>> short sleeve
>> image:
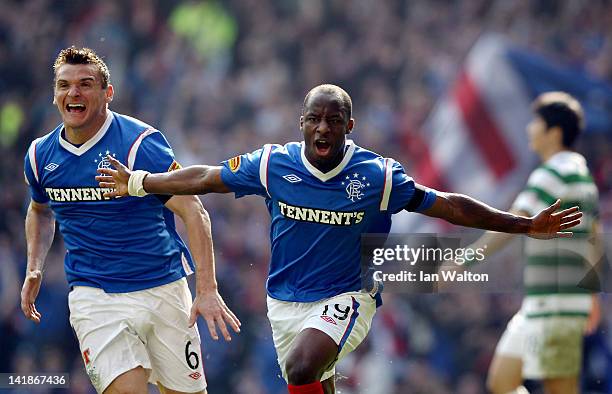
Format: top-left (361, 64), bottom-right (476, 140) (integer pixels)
top-left (220, 147), bottom-right (268, 198)
top-left (383, 159), bottom-right (436, 214)
top-left (24, 143), bottom-right (49, 203)
top-left (132, 131), bottom-right (180, 205)
top-left (132, 130), bottom-right (176, 173)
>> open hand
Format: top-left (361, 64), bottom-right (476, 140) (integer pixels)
top-left (528, 200), bottom-right (582, 239)
top-left (21, 270), bottom-right (43, 323)
top-left (96, 155), bottom-right (131, 198)
top-left (189, 289), bottom-right (241, 341)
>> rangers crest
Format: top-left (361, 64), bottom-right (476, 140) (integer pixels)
top-left (94, 150), bottom-right (117, 173)
top-left (341, 173), bottom-right (370, 202)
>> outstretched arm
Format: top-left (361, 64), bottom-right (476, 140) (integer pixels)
top-left (21, 200), bottom-right (55, 323)
top-left (421, 192), bottom-right (581, 239)
top-left (96, 155), bottom-right (231, 198)
top-left (463, 209), bottom-right (529, 259)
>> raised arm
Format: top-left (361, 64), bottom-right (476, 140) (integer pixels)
top-left (421, 192), bottom-right (582, 239)
top-left (21, 200), bottom-right (55, 323)
top-left (96, 155), bottom-right (231, 198)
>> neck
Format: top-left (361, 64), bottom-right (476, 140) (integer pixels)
top-left (64, 109), bottom-right (108, 145)
top-left (307, 143), bottom-right (346, 173)
top-left (540, 146), bottom-right (566, 162)
top-left (313, 155), bottom-right (343, 173)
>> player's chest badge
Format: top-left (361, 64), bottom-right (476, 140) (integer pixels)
top-left (94, 150), bottom-right (117, 173)
top-left (341, 172), bottom-right (370, 202)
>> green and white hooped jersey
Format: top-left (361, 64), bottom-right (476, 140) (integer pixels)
top-left (512, 151), bottom-right (599, 318)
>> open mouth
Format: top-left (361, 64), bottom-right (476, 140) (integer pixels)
top-left (315, 139), bottom-right (331, 156)
top-left (66, 103), bottom-right (86, 113)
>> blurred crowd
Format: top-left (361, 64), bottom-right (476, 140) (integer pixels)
top-left (1, 0), bottom-right (611, 393)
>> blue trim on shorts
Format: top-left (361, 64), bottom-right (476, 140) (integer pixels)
top-left (338, 297), bottom-right (360, 352)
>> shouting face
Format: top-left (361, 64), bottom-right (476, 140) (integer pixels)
top-left (300, 91), bottom-right (354, 173)
top-left (54, 63), bottom-right (113, 139)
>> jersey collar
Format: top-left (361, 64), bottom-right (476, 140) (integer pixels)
top-left (546, 150), bottom-right (584, 167)
top-left (58, 110), bottom-right (113, 156)
top-left (300, 139), bottom-right (355, 182)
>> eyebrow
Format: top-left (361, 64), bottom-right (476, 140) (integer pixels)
top-left (56, 77), bottom-right (96, 84)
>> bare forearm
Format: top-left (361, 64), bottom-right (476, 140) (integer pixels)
top-left (435, 193), bottom-right (531, 233)
top-left (467, 209), bottom-right (527, 256)
top-left (25, 204), bottom-right (55, 272)
top-left (186, 207), bottom-right (218, 294)
top-left (143, 165), bottom-right (228, 195)
top-left (166, 195), bottom-right (219, 294)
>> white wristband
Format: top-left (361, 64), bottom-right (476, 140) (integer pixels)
top-left (128, 170), bottom-right (150, 197)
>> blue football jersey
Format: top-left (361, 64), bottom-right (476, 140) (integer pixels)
top-left (220, 140), bottom-right (436, 302)
top-left (24, 110), bottom-right (194, 292)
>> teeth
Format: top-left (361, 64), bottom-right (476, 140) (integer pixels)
top-left (67, 104), bottom-right (85, 109)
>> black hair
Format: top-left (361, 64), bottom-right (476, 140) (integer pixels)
top-left (303, 84), bottom-right (352, 120)
top-left (533, 92), bottom-right (584, 147)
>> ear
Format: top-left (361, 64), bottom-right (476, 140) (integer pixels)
top-left (299, 115), bottom-right (304, 131)
top-left (346, 118), bottom-right (355, 135)
top-left (105, 84), bottom-right (114, 104)
top-left (548, 126), bottom-right (564, 144)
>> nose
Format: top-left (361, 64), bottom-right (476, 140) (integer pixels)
top-left (67, 85), bottom-right (80, 97)
top-left (317, 119), bottom-right (329, 135)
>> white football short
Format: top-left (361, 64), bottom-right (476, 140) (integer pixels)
top-left (495, 311), bottom-right (586, 379)
top-left (267, 291), bottom-right (377, 382)
top-left (68, 278), bottom-right (206, 393)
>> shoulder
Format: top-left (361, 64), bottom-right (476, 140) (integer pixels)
top-left (29, 124), bottom-right (60, 150)
top-left (349, 141), bottom-right (383, 162)
top-left (275, 141), bottom-right (299, 154)
top-left (548, 151), bottom-right (591, 177)
top-left (267, 141), bottom-right (298, 161)
top-left (535, 151), bottom-right (593, 186)
top-left (24, 126), bottom-right (60, 181)
top-left (352, 144), bottom-right (406, 176)
top-left (113, 111), bottom-right (155, 131)
top-left (26, 125), bottom-right (60, 160)
top-left (112, 111), bottom-right (161, 140)
top-left (112, 112), bottom-right (173, 170)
